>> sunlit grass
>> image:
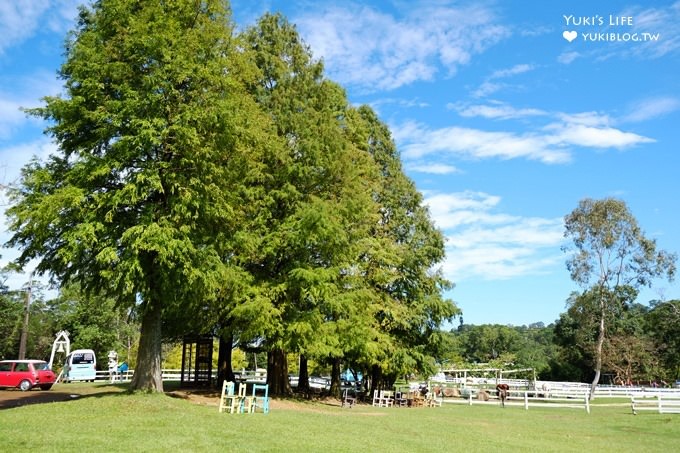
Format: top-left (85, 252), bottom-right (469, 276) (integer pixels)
top-left (0, 383), bottom-right (678, 452)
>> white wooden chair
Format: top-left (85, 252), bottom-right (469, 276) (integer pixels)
top-left (218, 381), bottom-right (240, 413)
top-left (238, 382), bottom-right (252, 413)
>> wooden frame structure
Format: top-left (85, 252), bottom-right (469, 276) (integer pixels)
top-left (180, 335), bottom-right (213, 388)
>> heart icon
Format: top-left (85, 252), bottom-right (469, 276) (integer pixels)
top-left (563, 30), bottom-right (577, 42)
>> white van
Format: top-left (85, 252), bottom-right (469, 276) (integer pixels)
top-left (63, 349), bottom-right (97, 382)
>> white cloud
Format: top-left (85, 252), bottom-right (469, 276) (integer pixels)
top-left (625, 1), bottom-right (680, 58)
top-left (622, 96), bottom-right (680, 123)
top-left (0, 70), bottom-right (63, 139)
top-left (0, 0), bottom-right (77, 55)
top-left (406, 162), bottom-right (460, 175)
top-left (423, 191), bottom-right (565, 281)
top-left (547, 123), bottom-right (654, 149)
top-left (471, 63), bottom-right (535, 98)
top-left (449, 101), bottom-right (546, 120)
top-left (396, 106), bottom-right (653, 164)
top-left (488, 64), bottom-right (535, 80)
top-left (294, 4), bottom-right (510, 91)
top-left (0, 0), bottom-right (49, 55)
top-left (0, 139), bottom-right (58, 187)
top-left (472, 81), bottom-right (504, 98)
top-left (557, 51), bottom-right (580, 64)
top-left (399, 124), bottom-right (572, 164)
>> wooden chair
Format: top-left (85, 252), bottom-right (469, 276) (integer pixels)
top-left (372, 389), bottom-right (381, 407)
top-left (218, 381), bottom-right (240, 413)
top-left (250, 383), bottom-right (270, 414)
top-left (238, 382), bottom-right (252, 413)
top-left (342, 389), bottom-right (356, 408)
top-left (379, 390), bottom-right (394, 407)
top-left (394, 391), bottom-right (408, 407)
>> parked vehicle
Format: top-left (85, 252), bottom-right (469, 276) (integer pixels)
top-left (63, 349), bottom-right (97, 382)
top-left (0, 359), bottom-right (56, 391)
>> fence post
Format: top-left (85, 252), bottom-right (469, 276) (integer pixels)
top-left (468, 392), bottom-right (472, 406)
top-left (524, 391), bottom-right (529, 410)
top-left (658, 395), bottom-right (662, 414)
top-left (585, 393), bottom-right (590, 414)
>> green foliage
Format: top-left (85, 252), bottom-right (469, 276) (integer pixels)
top-left (645, 300), bottom-right (680, 380)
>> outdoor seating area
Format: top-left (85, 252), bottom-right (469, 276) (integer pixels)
top-left (371, 387), bottom-right (441, 408)
top-left (219, 381), bottom-right (270, 414)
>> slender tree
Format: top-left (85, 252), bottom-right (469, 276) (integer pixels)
top-left (563, 197), bottom-right (676, 398)
top-left (6, 0), bottom-right (275, 391)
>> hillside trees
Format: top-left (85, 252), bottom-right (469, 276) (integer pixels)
top-left (6, 0), bottom-right (279, 392)
top-left (563, 198), bottom-right (676, 398)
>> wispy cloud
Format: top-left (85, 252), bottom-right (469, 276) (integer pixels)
top-left (488, 63), bottom-right (535, 80)
top-left (449, 101), bottom-right (546, 120)
top-left (424, 191), bottom-right (565, 281)
top-left (294, 3), bottom-right (509, 91)
top-left (622, 96), bottom-right (680, 123)
top-left (0, 138), bottom-right (58, 186)
top-left (397, 106), bottom-right (653, 165)
top-left (0, 70), bottom-right (63, 140)
top-left (406, 162), bottom-right (460, 175)
top-left (557, 51), bottom-right (580, 64)
top-left (623, 1), bottom-right (680, 58)
top-left (471, 63), bottom-right (536, 98)
top-left (0, 1), bottom-right (77, 55)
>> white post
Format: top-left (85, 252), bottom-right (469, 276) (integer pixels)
top-left (585, 393), bottom-right (590, 414)
top-left (468, 392), bottom-right (473, 406)
top-left (524, 391), bottom-right (529, 410)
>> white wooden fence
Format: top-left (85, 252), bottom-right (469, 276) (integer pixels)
top-left (631, 394), bottom-right (680, 415)
top-left (446, 388), bottom-right (591, 413)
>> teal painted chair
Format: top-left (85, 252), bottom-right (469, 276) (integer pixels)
top-left (250, 384), bottom-right (270, 414)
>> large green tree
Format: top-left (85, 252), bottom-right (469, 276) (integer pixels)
top-left (349, 106), bottom-right (459, 391)
top-left (563, 197), bottom-right (676, 398)
top-left (6, 0), bottom-right (275, 392)
top-left (239, 13), bottom-right (381, 395)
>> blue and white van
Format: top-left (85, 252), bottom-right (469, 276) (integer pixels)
top-left (63, 349), bottom-right (97, 382)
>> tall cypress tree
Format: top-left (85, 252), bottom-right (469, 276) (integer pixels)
top-left (6, 0), bottom-right (276, 392)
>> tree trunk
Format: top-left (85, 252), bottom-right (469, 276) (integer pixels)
top-left (267, 348), bottom-right (291, 396)
top-left (369, 364), bottom-right (382, 397)
top-left (217, 333), bottom-right (235, 387)
top-left (130, 298), bottom-right (164, 392)
top-left (329, 357), bottom-right (341, 398)
top-left (589, 303), bottom-right (606, 400)
top-left (298, 354), bottom-right (310, 396)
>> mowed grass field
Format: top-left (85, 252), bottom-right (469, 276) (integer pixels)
top-left (0, 383), bottom-right (678, 452)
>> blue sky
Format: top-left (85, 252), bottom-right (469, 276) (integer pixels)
top-left (1, 1), bottom-right (679, 326)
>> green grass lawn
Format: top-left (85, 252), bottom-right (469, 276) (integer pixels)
top-left (1, 383), bottom-right (678, 452)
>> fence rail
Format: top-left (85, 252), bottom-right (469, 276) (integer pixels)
top-left (631, 394), bottom-right (680, 415)
top-left (443, 388), bottom-right (591, 413)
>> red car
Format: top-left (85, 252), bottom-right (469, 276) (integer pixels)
top-left (0, 360), bottom-right (56, 391)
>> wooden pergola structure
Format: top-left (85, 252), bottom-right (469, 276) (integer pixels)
top-left (180, 335), bottom-right (213, 388)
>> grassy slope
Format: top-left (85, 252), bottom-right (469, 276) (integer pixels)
top-left (0, 384), bottom-right (678, 452)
